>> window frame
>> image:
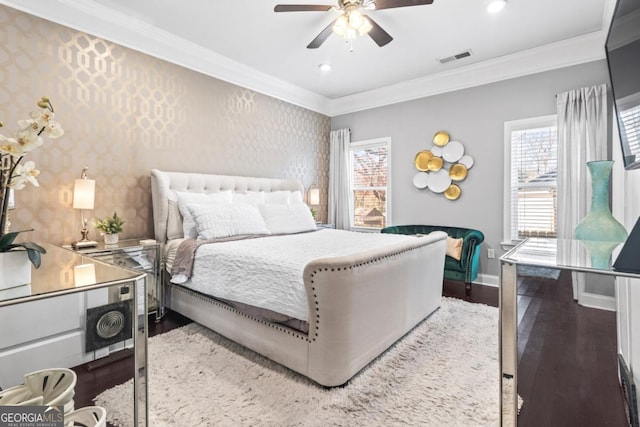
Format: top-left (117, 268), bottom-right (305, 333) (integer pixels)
top-left (349, 137), bottom-right (392, 232)
top-left (502, 115), bottom-right (558, 246)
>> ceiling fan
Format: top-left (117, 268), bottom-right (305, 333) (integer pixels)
top-left (274, 0), bottom-right (434, 49)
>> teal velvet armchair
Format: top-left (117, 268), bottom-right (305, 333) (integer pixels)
top-left (381, 225), bottom-right (485, 296)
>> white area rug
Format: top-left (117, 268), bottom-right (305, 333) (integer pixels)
top-left (96, 298), bottom-right (507, 426)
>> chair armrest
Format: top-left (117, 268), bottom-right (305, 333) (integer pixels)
top-left (456, 229), bottom-right (484, 268)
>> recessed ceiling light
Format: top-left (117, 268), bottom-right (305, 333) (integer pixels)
top-left (318, 63), bottom-right (332, 72)
top-left (487, 0), bottom-right (506, 13)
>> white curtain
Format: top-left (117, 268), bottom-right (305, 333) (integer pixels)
top-left (328, 128), bottom-right (352, 230)
top-left (556, 84), bottom-right (608, 300)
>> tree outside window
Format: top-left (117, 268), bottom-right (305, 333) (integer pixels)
top-left (350, 139), bottom-right (390, 229)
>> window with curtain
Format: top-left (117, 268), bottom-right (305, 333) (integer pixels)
top-left (350, 137), bottom-right (391, 230)
top-left (503, 116), bottom-right (558, 243)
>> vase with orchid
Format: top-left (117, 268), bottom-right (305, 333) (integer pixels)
top-left (0, 97), bottom-right (64, 268)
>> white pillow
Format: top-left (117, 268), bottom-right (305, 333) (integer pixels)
top-left (264, 191), bottom-right (291, 205)
top-left (188, 203), bottom-right (270, 240)
top-left (233, 191), bottom-right (265, 205)
top-left (289, 191), bottom-right (303, 204)
top-left (258, 203), bottom-right (317, 235)
top-left (176, 191), bottom-right (233, 239)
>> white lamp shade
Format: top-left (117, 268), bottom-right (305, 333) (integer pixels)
top-left (309, 188), bottom-right (320, 206)
top-left (73, 179), bottom-right (95, 210)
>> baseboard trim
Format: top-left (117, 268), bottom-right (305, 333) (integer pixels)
top-left (579, 292), bottom-right (616, 312)
top-left (476, 273), bottom-right (499, 288)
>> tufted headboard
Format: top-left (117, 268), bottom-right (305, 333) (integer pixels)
top-left (150, 169), bottom-right (304, 243)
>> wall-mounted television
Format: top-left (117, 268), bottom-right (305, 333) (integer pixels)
top-left (605, 0), bottom-right (640, 170)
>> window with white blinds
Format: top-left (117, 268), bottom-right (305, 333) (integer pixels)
top-left (620, 103), bottom-right (640, 160)
top-left (504, 116), bottom-right (558, 243)
top-left (350, 137), bottom-right (391, 230)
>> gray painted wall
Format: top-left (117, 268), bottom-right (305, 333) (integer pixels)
top-left (331, 60), bottom-right (610, 279)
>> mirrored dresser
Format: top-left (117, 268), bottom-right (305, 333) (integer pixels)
top-left (500, 237), bottom-right (640, 426)
top-left (0, 244), bottom-right (148, 426)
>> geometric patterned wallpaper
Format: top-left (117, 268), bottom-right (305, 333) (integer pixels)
top-left (0, 6), bottom-right (330, 245)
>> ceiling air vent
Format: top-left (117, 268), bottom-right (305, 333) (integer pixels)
top-left (438, 50), bottom-right (472, 64)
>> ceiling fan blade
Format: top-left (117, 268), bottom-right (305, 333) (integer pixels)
top-left (367, 17), bottom-right (393, 47)
top-left (307, 20), bottom-right (337, 49)
top-left (274, 4), bottom-right (334, 12)
top-left (372, 0), bottom-right (434, 10)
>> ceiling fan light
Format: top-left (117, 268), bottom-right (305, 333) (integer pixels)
top-left (345, 26), bottom-right (358, 40)
top-left (332, 15), bottom-right (348, 36)
top-left (348, 9), bottom-right (364, 28)
top-left (358, 16), bottom-right (373, 35)
top-left (487, 0), bottom-right (506, 13)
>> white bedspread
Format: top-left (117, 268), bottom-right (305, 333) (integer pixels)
top-left (173, 229), bottom-right (417, 322)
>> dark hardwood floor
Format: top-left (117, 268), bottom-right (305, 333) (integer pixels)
top-left (72, 278), bottom-right (626, 426)
top-left (71, 310), bottom-right (192, 411)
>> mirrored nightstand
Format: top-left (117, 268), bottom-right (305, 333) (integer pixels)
top-left (64, 239), bottom-right (164, 322)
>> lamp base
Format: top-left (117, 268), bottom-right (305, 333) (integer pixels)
top-left (72, 239), bottom-right (98, 249)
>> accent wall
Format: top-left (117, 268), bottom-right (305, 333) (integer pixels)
top-left (0, 6), bottom-right (330, 246)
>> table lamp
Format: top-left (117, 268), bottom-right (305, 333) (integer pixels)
top-left (308, 186), bottom-right (320, 206)
top-left (72, 166), bottom-right (97, 248)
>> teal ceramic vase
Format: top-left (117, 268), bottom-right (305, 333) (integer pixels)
top-left (574, 160), bottom-right (628, 268)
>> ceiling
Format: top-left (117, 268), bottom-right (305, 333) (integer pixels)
top-left (1, 0), bottom-right (618, 116)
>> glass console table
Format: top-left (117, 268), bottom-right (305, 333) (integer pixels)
top-left (0, 244), bottom-right (148, 426)
top-left (500, 237), bottom-right (640, 426)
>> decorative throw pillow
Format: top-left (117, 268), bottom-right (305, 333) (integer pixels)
top-left (258, 202), bottom-right (317, 234)
top-left (189, 203), bottom-right (270, 240)
top-left (446, 237), bottom-right (463, 261)
top-left (264, 190), bottom-right (291, 205)
top-left (233, 191), bottom-right (265, 205)
top-left (176, 190), bottom-right (233, 239)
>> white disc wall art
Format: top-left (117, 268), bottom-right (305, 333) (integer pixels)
top-left (442, 140), bottom-right (464, 163)
top-left (413, 172), bottom-right (430, 189)
top-left (427, 169), bottom-right (451, 193)
top-left (459, 155), bottom-right (475, 169)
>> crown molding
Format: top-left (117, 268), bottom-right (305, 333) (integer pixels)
top-left (0, 0), bottom-right (608, 118)
top-left (328, 31), bottom-right (607, 116)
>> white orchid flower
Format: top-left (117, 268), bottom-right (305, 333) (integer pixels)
top-left (43, 121), bottom-right (64, 138)
top-left (15, 128), bottom-right (43, 152)
top-left (17, 118), bottom-right (41, 133)
top-left (0, 138), bottom-right (27, 157)
top-left (10, 161), bottom-right (40, 189)
top-left (29, 108), bottom-right (55, 126)
top-left (19, 112), bottom-right (64, 140)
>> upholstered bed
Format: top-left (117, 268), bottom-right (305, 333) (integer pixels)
top-left (150, 169), bottom-right (447, 387)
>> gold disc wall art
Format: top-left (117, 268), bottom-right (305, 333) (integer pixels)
top-left (433, 130), bottom-right (450, 147)
top-left (414, 150), bottom-right (433, 171)
top-left (444, 184), bottom-right (462, 200)
top-left (449, 163), bottom-right (468, 181)
top-left (412, 130), bottom-right (474, 201)
top-left (427, 156), bottom-right (443, 172)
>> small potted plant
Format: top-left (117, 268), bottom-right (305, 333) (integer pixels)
top-left (94, 212), bottom-right (124, 245)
